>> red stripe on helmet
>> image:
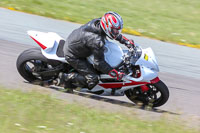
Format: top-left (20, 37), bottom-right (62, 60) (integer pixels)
top-left (105, 14), bottom-right (110, 26)
top-left (112, 16), bottom-right (117, 23)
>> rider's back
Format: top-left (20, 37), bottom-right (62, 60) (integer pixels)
top-left (63, 18), bottom-right (106, 58)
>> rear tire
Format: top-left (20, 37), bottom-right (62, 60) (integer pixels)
top-left (125, 80), bottom-right (169, 107)
top-left (16, 48), bottom-right (60, 83)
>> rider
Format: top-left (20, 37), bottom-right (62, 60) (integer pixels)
top-left (58, 11), bottom-right (135, 90)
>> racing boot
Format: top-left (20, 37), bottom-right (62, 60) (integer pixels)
top-left (54, 72), bottom-right (77, 93)
top-left (85, 74), bottom-right (99, 90)
top-left (71, 74), bottom-right (99, 90)
top-left (54, 73), bottom-right (98, 91)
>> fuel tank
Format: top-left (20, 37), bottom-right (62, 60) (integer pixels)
top-left (88, 41), bottom-right (124, 68)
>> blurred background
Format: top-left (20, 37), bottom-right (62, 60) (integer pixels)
top-left (0, 0), bottom-right (200, 46)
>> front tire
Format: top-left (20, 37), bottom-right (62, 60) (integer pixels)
top-left (125, 80), bottom-right (169, 107)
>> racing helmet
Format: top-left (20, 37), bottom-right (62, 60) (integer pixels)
top-left (100, 11), bottom-right (123, 39)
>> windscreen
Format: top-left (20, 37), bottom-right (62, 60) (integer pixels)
top-left (130, 46), bottom-right (142, 65)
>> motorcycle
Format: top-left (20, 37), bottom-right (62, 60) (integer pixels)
top-left (16, 30), bottom-right (169, 107)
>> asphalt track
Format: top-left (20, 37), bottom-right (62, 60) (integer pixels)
top-left (0, 8), bottom-right (200, 123)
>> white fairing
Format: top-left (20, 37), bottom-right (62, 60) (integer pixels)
top-left (87, 41), bottom-right (124, 68)
top-left (135, 47), bottom-right (159, 82)
top-left (27, 30), bottom-right (67, 62)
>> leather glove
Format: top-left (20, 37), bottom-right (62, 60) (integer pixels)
top-left (125, 39), bottom-right (135, 48)
top-left (109, 69), bottom-right (125, 80)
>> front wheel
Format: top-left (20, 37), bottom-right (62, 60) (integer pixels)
top-left (125, 80), bottom-right (169, 107)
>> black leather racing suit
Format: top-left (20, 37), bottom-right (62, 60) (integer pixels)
top-left (63, 18), bottom-right (133, 89)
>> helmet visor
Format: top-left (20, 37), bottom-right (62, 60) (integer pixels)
top-left (110, 28), bottom-right (121, 39)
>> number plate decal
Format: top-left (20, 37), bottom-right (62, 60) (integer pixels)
top-left (144, 54), bottom-right (149, 61)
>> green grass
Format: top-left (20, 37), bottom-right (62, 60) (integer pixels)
top-left (0, 0), bottom-right (200, 45)
top-left (0, 86), bottom-right (199, 133)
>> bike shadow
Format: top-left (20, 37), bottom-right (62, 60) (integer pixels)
top-left (49, 86), bottom-right (179, 115)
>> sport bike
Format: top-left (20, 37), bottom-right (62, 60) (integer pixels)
top-left (16, 30), bottom-right (169, 107)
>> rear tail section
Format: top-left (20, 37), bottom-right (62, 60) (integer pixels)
top-left (27, 30), bottom-right (66, 63)
top-left (27, 30), bottom-right (63, 52)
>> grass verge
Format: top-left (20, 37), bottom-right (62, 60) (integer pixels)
top-left (0, 86), bottom-right (199, 133)
top-left (0, 0), bottom-right (200, 48)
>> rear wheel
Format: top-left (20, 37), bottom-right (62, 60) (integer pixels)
top-left (125, 80), bottom-right (169, 107)
top-left (16, 48), bottom-right (61, 84)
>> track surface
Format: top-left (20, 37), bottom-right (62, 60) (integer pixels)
top-left (0, 8), bottom-right (200, 123)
